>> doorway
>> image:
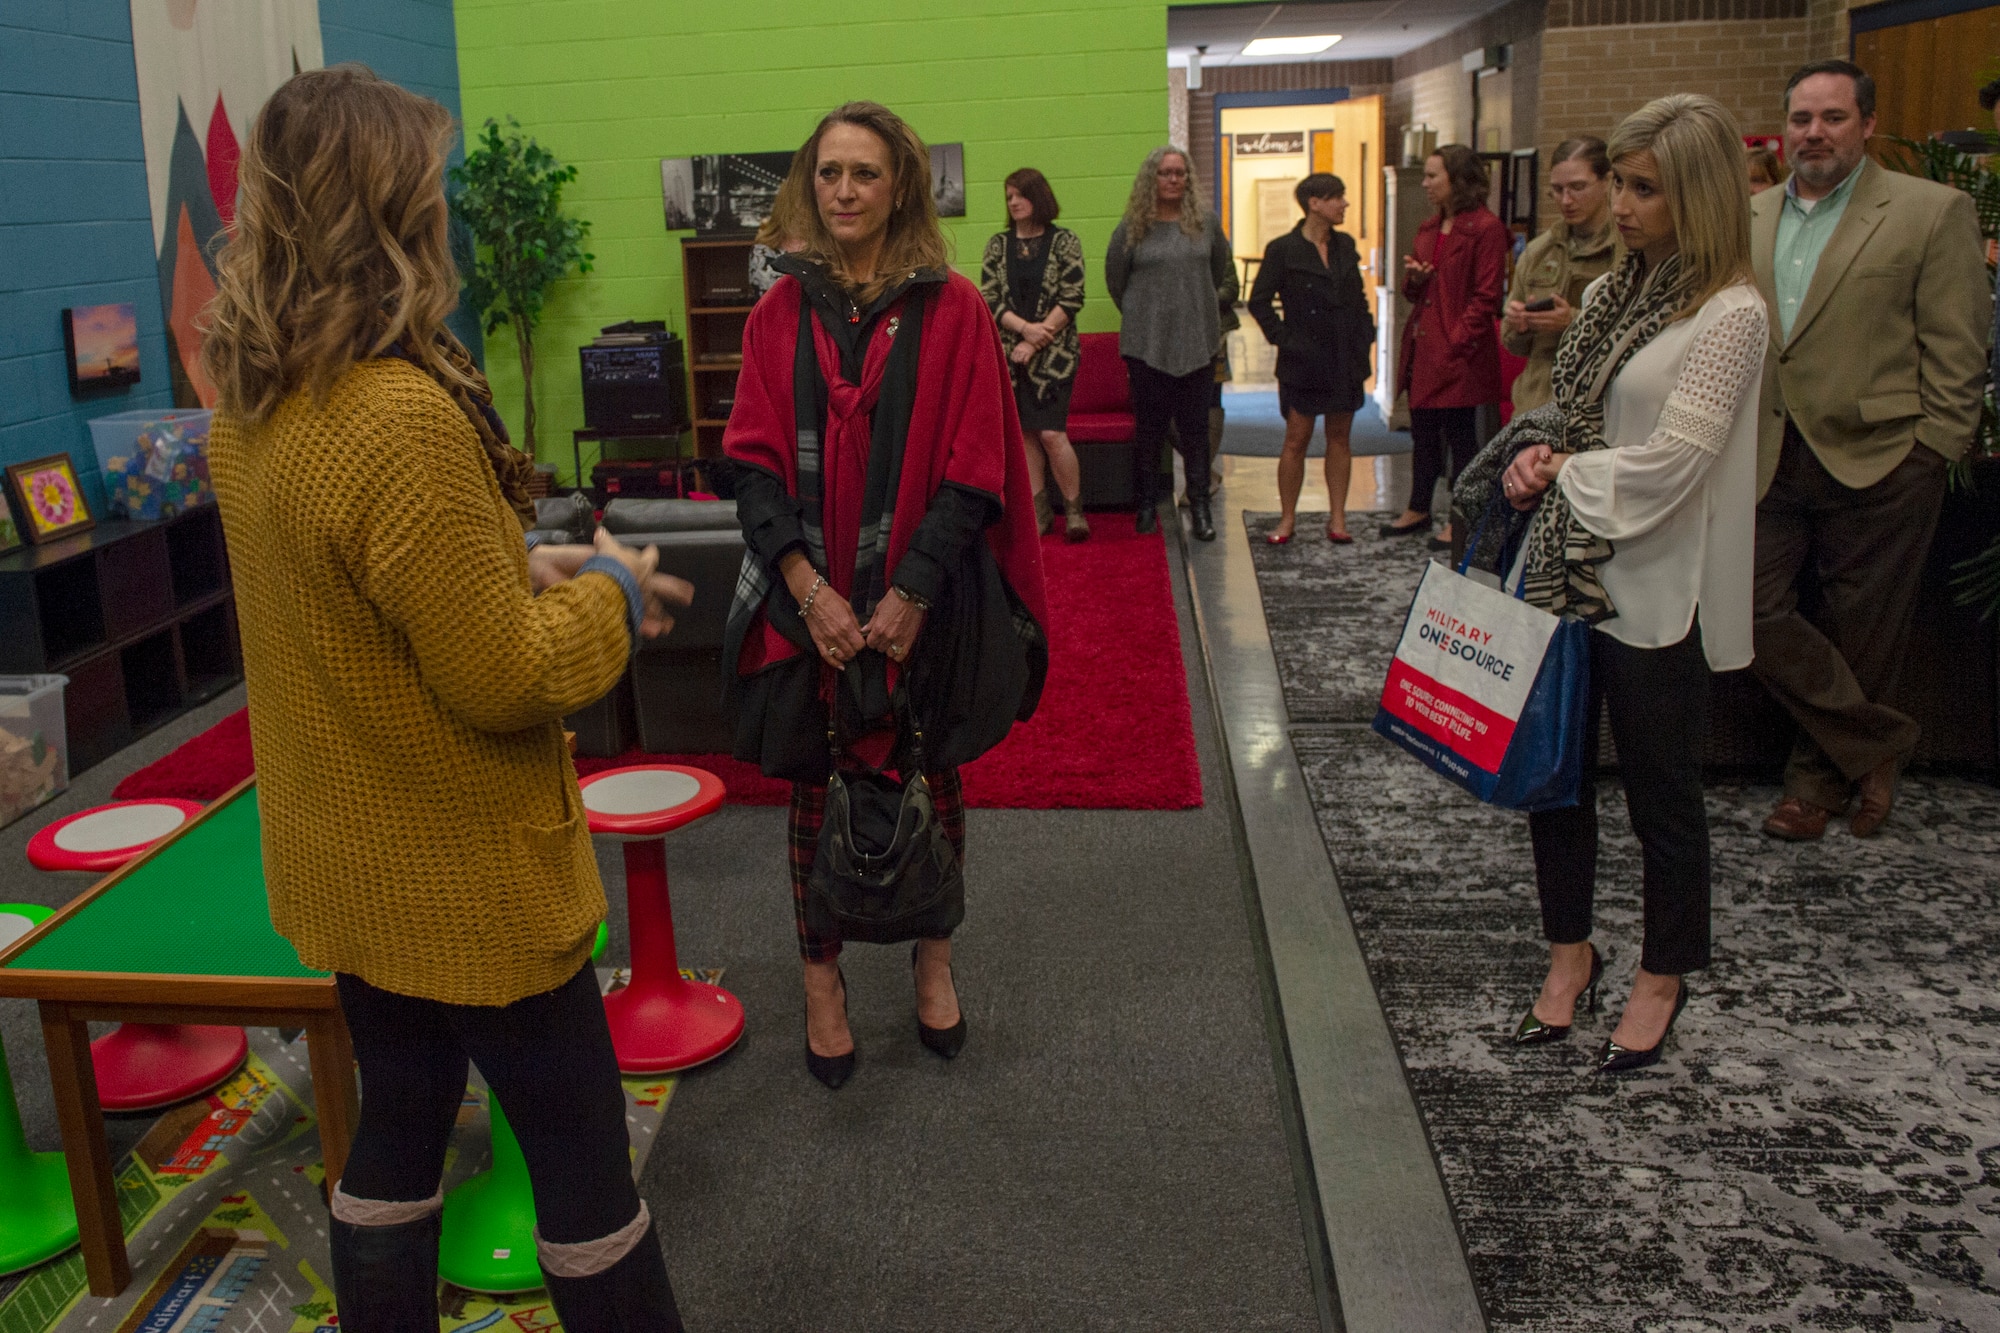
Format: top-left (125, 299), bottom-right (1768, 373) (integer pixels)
top-left (1217, 93), bottom-right (1385, 387)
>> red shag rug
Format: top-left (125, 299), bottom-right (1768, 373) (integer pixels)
top-left (115, 513), bottom-right (1201, 810)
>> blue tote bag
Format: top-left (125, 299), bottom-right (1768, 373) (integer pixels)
top-left (1371, 542), bottom-right (1591, 812)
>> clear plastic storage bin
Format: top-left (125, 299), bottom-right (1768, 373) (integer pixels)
top-left (0, 675), bottom-right (68, 830)
top-left (86, 408), bottom-right (215, 520)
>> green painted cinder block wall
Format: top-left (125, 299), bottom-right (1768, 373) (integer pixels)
top-left (452, 0), bottom-right (1171, 478)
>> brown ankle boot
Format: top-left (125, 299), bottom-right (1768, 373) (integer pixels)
top-left (1063, 494), bottom-right (1090, 542)
top-left (1034, 489), bottom-right (1054, 535)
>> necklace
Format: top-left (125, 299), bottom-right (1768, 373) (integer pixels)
top-left (1014, 232), bottom-right (1043, 260)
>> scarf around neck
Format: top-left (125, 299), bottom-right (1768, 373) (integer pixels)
top-left (1454, 250), bottom-right (1690, 622)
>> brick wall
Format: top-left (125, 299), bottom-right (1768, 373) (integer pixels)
top-left (1396, 64), bottom-right (1474, 144)
top-left (1386, 0), bottom-right (1549, 156)
top-left (1537, 18), bottom-right (1810, 160)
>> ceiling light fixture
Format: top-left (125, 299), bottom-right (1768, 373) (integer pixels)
top-left (1243, 34), bottom-right (1342, 56)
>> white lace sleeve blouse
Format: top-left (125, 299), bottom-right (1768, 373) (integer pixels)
top-left (1553, 279), bottom-right (1768, 671)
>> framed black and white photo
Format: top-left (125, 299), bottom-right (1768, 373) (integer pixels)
top-left (930, 142), bottom-right (965, 219)
top-left (661, 152), bottom-right (796, 236)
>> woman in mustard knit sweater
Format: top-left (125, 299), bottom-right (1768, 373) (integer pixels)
top-left (204, 67), bottom-right (689, 1332)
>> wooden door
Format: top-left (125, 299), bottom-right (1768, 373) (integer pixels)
top-left (1854, 4), bottom-right (2000, 149)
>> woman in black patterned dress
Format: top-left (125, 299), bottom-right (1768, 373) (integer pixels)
top-left (980, 168), bottom-right (1088, 541)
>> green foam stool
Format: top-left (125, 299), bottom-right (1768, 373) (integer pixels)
top-left (437, 1092), bottom-right (540, 1293)
top-left (437, 921), bottom-right (608, 1294)
top-left (0, 904), bottom-right (80, 1277)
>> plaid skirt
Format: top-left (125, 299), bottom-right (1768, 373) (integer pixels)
top-left (787, 767), bottom-right (965, 962)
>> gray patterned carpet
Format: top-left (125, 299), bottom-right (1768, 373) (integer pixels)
top-left (1247, 511), bottom-right (2000, 1332)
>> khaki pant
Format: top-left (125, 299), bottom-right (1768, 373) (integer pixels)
top-left (1750, 425), bottom-right (1947, 810)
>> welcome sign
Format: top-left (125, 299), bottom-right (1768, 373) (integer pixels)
top-left (1234, 131), bottom-right (1306, 157)
top-left (1373, 561), bottom-right (1589, 811)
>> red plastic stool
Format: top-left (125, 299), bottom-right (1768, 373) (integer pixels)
top-left (25, 800), bottom-right (248, 1112)
top-left (577, 766), bottom-right (743, 1073)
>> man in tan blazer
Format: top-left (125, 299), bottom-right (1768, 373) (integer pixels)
top-left (1751, 60), bottom-right (1992, 841)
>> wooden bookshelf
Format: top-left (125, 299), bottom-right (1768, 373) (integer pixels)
top-left (681, 237), bottom-right (757, 458)
top-left (0, 507), bottom-right (242, 774)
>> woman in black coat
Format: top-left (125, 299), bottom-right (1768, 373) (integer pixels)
top-left (1247, 173), bottom-right (1375, 544)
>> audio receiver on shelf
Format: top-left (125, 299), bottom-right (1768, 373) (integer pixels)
top-left (580, 320), bottom-right (689, 435)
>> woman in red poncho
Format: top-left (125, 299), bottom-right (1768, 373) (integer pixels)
top-left (723, 102), bottom-right (1048, 1090)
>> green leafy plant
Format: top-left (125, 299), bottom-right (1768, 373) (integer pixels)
top-left (449, 118), bottom-right (594, 458)
top-left (1884, 132), bottom-right (2000, 619)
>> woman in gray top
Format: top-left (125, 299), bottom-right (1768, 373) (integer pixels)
top-left (1106, 145), bottom-right (1236, 541)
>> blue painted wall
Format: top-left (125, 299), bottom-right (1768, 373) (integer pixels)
top-left (0, 2), bottom-right (176, 516)
top-left (0, 0), bottom-right (471, 518)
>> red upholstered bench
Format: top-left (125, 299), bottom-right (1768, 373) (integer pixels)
top-left (1065, 332), bottom-right (1168, 508)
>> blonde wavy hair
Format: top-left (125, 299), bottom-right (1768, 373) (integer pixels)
top-left (1119, 146), bottom-right (1209, 247)
top-left (758, 101), bottom-right (949, 306)
top-left (1606, 94), bottom-right (1755, 320)
top-left (203, 64), bottom-right (474, 422)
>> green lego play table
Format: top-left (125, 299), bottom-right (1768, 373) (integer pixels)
top-left (0, 780), bottom-right (357, 1298)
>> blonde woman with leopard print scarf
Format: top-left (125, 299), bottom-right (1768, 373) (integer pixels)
top-left (1458, 94), bottom-right (1767, 1077)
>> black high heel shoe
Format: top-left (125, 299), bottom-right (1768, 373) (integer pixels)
top-left (1512, 943), bottom-right (1604, 1046)
top-left (1594, 979), bottom-right (1689, 1075)
top-left (804, 965), bottom-right (855, 1089)
top-left (911, 943), bottom-right (967, 1060)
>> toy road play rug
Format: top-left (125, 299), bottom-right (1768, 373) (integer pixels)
top-left (115, 513), bottom-right (1202, 812)
top-left (0, 968), bottom-right (709, 1333)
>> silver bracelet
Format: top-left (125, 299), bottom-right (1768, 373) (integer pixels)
top-left (892, 584), bottom-right (932, 612)
top-left (798, 575), bottom-right (826, 618)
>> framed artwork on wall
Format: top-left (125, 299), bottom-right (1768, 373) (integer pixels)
top-left (0, 504), bottom-right (22, 557)
top-left (61, 302), bottom-right (142, 394)
top-left (930, 142), bottom-right (965, 218)
top-left (660, 152), bottom-right (796, 235)
top-left (4, 454), bottom-right (96, 545)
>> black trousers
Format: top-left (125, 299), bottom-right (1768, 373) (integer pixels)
top-left (1125, 358), bottom-right (1211, 507)
top-left (1528, 623), bottom-right (1713, 976)
top-left (1406, 406), bottom-right (1481, 516)
top-left (335, 963), bottom-right (641, 1245)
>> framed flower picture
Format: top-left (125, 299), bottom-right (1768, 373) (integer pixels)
top-left (0, 505), bottom-right (22, 557)
top-left (4, 454), bottom-right (96, 545)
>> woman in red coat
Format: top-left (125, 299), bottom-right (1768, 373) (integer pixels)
top-left (1387, 144), bottom-right (1508, 549)
top-left (723, 102), bottom-right (1048, 1090)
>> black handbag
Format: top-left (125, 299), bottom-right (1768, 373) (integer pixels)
top-left (805, 687), bottom-right (964, 945)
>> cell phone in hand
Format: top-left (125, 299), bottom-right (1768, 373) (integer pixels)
top-left (1523, 296), bottom-right (1557, 313)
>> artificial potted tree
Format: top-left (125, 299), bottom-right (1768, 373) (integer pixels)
top-left (449, 117), bottom-right (593, 462)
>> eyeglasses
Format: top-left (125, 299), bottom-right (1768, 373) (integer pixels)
top-left (1158, 167), bottom-right (1189, 179)
top-left (1547, 181), bottom-right (1598, 199)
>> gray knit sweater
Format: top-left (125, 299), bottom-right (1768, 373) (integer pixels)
top-left (1105, 218), bottom-right (1236, 377)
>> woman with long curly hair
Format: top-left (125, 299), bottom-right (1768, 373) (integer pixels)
top-left (724, 101), bottom-right (1048, 1089)
top-left (1105, 145), bottom-right (1236, 541)
top-left (204, 65), bottom-right (689, 1331)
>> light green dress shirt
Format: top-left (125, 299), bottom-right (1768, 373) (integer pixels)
top-left (1773, 163), bottom-right (1863, 341)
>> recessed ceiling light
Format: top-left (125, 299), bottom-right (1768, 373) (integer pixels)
top-left (1243, 35), bottom-right (1342, 56)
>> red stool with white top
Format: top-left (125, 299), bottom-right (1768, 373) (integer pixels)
top-left (26, 800), bottom-right (249, 1111)
top-left (577, 765), bottom-right (743, 1072)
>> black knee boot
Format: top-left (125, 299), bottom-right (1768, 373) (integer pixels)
top-left (1132, 441), bottom-right (1159, 535)
top-left (329, 1213), bottom-right (441, 1333)
top-left (540, 1220), bottom-right (686, 1333)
